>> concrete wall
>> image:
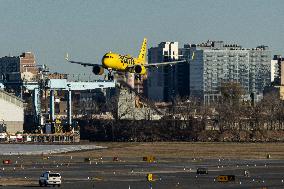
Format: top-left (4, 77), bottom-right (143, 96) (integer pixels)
top-left (117, 88), bottom-right (161, 120)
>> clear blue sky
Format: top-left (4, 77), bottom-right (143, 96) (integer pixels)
top-left (0, 0), bottom-right (283, 75)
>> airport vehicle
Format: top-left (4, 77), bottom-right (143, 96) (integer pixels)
top-left (217, 175), bottom-right (235, 182)
top-left (65, 38), bottom-right (187, 80)
top-left (196, 167), bottom-right (208, 174)
top-left (39, 171), bottom-right (61, 187)
top-left (147, 173), bottom-right (154, 181)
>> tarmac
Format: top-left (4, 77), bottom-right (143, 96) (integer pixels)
top-left (0, 154), bottom-right (283, 188)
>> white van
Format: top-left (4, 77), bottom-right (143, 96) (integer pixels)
top-left (39, 171), bottom-right (61, 187)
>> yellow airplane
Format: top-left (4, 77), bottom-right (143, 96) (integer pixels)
top-left (65, 38), bottom-right (186, 80)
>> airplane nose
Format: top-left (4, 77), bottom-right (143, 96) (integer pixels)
top-left (102, 58), bottom-right (111, 67)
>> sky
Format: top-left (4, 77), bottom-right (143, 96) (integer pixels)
top-left (0, 0), bottom-right (284, 76)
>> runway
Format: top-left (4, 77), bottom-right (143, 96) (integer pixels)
top-left (0, 155), bottom-right (283, 188)
top-left (0, 144), bottom-right (105, 155)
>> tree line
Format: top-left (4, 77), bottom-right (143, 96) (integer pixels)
top-left (76, 82), bottom-right (284, 142)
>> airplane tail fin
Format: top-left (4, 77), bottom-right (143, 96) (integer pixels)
top-left (65, 53), bottom-right (69, 61)
top-left (138, 38), bottom-right (147, 64)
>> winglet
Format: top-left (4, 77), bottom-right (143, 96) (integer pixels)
top-left (65, 53), bottom-right (69, 61)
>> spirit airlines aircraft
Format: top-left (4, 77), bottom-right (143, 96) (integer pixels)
top-left (65, 38), bottom-right (186, 80)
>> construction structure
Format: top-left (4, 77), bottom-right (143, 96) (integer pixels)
top-left (0, 77), bottom-right (116, 143)
top-left (21, 77), bottom-right (116, 141)
top-left (47, 78), bottom-right (115, 125)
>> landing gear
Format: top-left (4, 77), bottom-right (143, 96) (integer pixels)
top-left (107, 70), bottom-right (114, 80)
top-left (135, 74), bottom-right (141, 81)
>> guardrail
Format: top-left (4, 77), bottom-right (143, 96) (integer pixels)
top-left (0, 89), bottom-right (24, 108)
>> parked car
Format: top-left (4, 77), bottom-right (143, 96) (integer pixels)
top-left (39, 171), bottom-right (61, 187)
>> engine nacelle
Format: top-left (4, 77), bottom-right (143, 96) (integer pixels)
top-left (92, 65), bottom-right (104, 75)
top-left (134, 65), bottom-right (147, 75)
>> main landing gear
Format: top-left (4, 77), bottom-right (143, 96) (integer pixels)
top-left (107, 70), bottom-right (114, 80)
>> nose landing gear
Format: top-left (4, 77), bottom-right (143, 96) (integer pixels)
top-left (135, 74), bottom-right (141, 81)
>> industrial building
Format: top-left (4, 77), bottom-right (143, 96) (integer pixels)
top-left (0, 52), bottom-right (38, 135)
top-left (0, 52), bottom-right (38, 82)
top-left (147, 40), bottom-right (271, 103)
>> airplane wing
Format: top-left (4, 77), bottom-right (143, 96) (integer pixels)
top-left (65, 53), bottom-right (99, 67)
top-left (144, 60), bottom-right (187, 68)
top-left (144, 51), bottom-right (194, 67)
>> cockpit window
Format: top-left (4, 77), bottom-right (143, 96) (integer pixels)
top-left (104, 54), bottom-right (114, 58)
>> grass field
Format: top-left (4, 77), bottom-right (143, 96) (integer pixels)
top-left (67, 142), bottom-right (284, 160)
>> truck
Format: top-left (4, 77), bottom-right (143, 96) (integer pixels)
top-left (39, 171), bottom-right (61, 187)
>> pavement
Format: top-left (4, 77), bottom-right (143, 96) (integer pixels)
top-left (0, 155), bottom-right (283, 188)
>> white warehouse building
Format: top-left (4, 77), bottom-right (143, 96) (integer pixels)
top-left (0, 90), bottom-right (24, 133)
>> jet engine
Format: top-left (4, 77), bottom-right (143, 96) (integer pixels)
top-left (134, 65), bottom-right (147, 75)
top-left (92, 65), bottom-right (104, 75)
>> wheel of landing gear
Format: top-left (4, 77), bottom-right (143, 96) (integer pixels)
top-left (135, 74), bottom-right (141, 81)
top-left (108, 74), bottom-right (114, 80)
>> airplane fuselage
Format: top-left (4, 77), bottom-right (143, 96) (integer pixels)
top-left (102, 52), bottom-right (146, 74)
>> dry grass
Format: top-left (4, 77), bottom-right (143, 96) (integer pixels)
top-left (67, 142), bottom-right (284, 160)
top-left (0, 178), bottom-right (34, 186)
